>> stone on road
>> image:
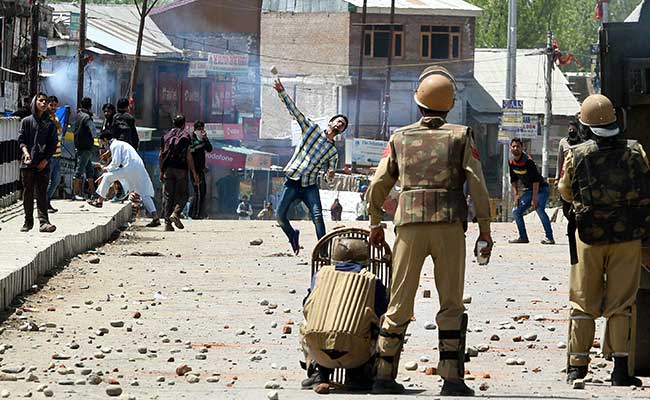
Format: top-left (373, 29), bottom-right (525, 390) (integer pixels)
top-left (0, 219), bottom-right (644, 399)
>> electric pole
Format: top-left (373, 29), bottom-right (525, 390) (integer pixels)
top-left (542, 31), bottom-right (553, 178)
top-left (76, 0), bottom-right (87, 108)
top-left (28, 0), bottom-right (40, 97)
top-left (353, 0), bottom-right (367, 139)
top-left (379, 0), bottom-right (395, 141)
top-left (502, 0), bottom-right (517, 221)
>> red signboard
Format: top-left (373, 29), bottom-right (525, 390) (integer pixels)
top-left (181, 79), bottom-right (202, 122)
top-left (210, 82), bottom-right (234, 117)
top-left (205, 148), bottom-right (246, 169)
top-left (223, 124), bottom-right (244, 140)
top-left (159, 72), bottom-right (179, 105)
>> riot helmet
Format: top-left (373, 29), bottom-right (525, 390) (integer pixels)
top-left (330, 237), bottom-right (370, 267)
top-left (579, 94), bottom-right (619, 137)
top-left (414, 66), bottom-right (456, 112)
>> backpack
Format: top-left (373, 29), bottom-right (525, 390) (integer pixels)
top-left (161, 128), bottom-right (189, 169)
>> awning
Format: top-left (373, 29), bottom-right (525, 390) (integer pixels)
top-left (206, 145), bottom-right (277, 170)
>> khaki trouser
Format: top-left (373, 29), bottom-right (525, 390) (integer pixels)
top-left (568, 234), bottom-right (641, 370)
top-left (377, 223), bottom-right (466, 380)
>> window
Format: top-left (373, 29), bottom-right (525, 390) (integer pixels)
top-left (364, 25), bottom-right (403, 58)
top-left (420, 26), bottom-right (461, 60)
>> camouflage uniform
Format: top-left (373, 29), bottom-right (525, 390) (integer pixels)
top-left (559, 138), bottom-right (650, 372)
top-left (366, 116), bottom-right (491, 381)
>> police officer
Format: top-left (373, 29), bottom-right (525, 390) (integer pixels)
top-left (559, 94), bottom-right (648, 387)
top-left (300, 237), bottom-right (388, 394)
top-left (366, 66), bottom-right (493, 396)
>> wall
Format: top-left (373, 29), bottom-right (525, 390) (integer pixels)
top-left (260, 11), bottom-right (351, 138)
top-left (348, 13), bottom-right (476, 81)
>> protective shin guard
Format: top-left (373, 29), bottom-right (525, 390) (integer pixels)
top-left (438, 313), bottom-right (469, 380)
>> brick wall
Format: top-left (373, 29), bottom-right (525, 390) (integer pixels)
top-left (349, 13), bottom-right (476, 80)
top-left (260, 12), bottom-right (351, 138)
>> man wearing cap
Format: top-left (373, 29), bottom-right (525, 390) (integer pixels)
top-left (559, 94), bottom-right (649, 387)
top-left (366, 66), bottom-right (493, 396)
top-left (273, 78), bottom-right (348, 255)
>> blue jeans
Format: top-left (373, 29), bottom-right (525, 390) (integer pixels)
top-left (276, 178), bottom-right (326, 242)
top-left (48, 157), bottom-right (61, 201)
top-left (513, 185), bottom-right (554, 240)
top-left (75, 149), bottom-right (94, 179)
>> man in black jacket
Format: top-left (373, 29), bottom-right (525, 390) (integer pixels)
top-left (18, 93), bottom-right (58, 232)
top-left (111, 98), bottom-right (139, 150)
top-left (189, 120), bottom-right (212, 219)
top-left (73, 97), bottom-right (97, 200)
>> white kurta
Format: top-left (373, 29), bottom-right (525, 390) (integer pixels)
top-left (96, 140), bottom-right (155, 199)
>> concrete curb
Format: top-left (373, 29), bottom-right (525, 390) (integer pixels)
top-left (0, 203), bottom-right (132, 311)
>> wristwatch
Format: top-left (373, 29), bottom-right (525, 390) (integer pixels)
top-left (369, 223), bottom-right (387, 229)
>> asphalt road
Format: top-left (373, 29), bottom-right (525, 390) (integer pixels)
top-left (0, 217), bottom-right (648, 399)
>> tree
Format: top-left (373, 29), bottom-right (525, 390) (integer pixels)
top-left (469, 0), bottom-right (641, 69)
top-left (128, 0), bottom-right (162, 105)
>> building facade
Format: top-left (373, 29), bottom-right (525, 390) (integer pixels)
top-left (259, 0), bottom-right (482, 141)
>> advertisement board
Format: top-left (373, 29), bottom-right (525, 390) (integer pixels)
top-left (206, 148), bottom-right (246, 169)
top-left (498, 99), bottom-right (524, 143)
top-left (344, 138), bottom-right (388, 166)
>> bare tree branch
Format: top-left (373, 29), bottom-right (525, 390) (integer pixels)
top-left (144, 0), bottom-right (161, 16)
top-left (133, 0), bottom-right (142, 16)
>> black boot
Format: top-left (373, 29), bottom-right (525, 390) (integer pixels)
top-left (345, 365), bottom-right (373, 391)
top-left (566, 365), bottom-right (588, 383)
top-left (611, 356), bottom-right (642, 387)
top-left (301, 365), bottom-right (330, 390)
top-left (441, 379), bottom-right (475, 396)
top-left (372, 379), bottom-right (405, 394)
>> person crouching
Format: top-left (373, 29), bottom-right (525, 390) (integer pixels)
top-left (300, 237), bottom-right (388, 394)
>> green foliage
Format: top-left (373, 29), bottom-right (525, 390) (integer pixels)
top-left (469, 0), bottom-right (641, 68)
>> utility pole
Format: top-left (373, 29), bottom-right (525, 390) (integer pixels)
top-left (28, 0), bottom-right (40, 97)
top-left (379, 0), bottom-right (395, 141)
top-left (542, 31), bottom-right (553, 178)
top-left (353, 0), bottom-right (367, 139)
top-left (502, 0), bottom-right (517, 221)
top-left (76, 0), bottom-right (87, 108)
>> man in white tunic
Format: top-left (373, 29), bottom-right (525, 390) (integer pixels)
top-left (89, 131), bottom-right (161, 227)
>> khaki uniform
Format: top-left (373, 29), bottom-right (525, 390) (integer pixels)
top-left (559, 140), bottom-right (650, 371)
top-left (366, 116), bottom-right (491, 380)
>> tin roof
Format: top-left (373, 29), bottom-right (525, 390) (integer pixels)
top-left (344, 0), bottom-right (482, 16)
top-left (52, 3), bottom-right (180, 56)
top-left (262, 0), bottom-right (481, 16)
top-left (469, 48), bottom-right (580, 116)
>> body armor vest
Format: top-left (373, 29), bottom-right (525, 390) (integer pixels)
top-left (391, 119), bottom-right (468, 226)
top-left (571, 139), bottom-right (650, 245)
top-left (301, 266), bottom-right (378, 369)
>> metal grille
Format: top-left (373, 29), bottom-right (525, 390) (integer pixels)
top-left (0, 117), bottom-right (21, 209)
top-left (309, 227), bottom-right (392, 385)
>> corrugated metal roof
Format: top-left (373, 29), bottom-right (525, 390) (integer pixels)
top-left (53, 3), bottom-right (180, 56)
top-left (262, 0), bottom-right (481, 15)
top-left (344, 0), bottom-right (482, 16)
top-left (469, 49), bottom-right (580, 116)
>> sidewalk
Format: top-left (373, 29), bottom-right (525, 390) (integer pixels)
top-left (0, 199), bottom-right (131, 311)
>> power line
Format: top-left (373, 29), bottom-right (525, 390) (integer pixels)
top-left (78, 6), bottom-right (512, 72)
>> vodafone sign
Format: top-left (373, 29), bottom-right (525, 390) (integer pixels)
top-left (206, 149), bottom-right (246, 169)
